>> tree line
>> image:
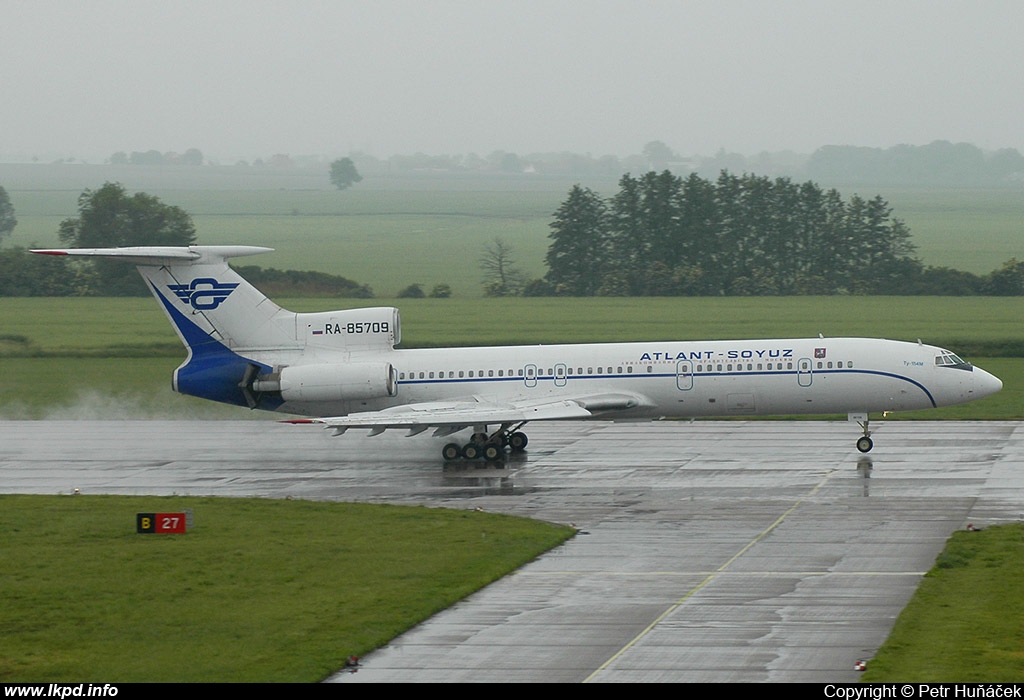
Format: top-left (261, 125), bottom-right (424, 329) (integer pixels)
top-left (2, 178), bottom-right (1023, 298)
top-left (533, 171), bottom-right (1024, 297)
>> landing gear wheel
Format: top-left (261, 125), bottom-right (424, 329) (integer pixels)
top-left (462, 442), bottom-right (483, 460)
top-left (856, 436), bottom-right (874, 453)
top-left (442, 443), bottom-right (462, 461)
top-left (508, 432), bottom-right (528, 452)
top-left (470, 432), bottom-right (488, 445)
top-left (483, 443), bottom-right (504, 462)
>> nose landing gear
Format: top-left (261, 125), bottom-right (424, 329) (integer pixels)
top-left (850, 412), bottom-right (873, 453)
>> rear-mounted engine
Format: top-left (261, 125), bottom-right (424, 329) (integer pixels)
top-left (253, 363), bottom-right (397, 402)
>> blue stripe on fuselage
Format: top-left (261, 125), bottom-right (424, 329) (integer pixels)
top-left (397, 368), bottom-right (937, 407)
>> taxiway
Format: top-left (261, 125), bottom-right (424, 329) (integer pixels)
top-left (2, 419), bottom-right (1021, 682)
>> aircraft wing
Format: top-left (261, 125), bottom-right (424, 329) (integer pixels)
top-left (286, 392), bottom-right (650, 436)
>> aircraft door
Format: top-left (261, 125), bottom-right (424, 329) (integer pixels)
top-left (676, 360), bottom-right (693, 390)
top-left (524, 364), bottom-right (538, 388)
top-left (554, 363), bottom-right (567, 387)
top-left (798, 358), bottom-right (813, 387)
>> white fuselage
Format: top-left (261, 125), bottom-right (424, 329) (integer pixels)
top-left (255, 336), bottom-right (999, 420)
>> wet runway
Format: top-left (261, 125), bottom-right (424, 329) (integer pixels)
top-left (3, 419), bottom-right (1022, 682)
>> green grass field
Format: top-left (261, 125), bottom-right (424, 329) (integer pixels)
top-left (863, 523), bottom-right (1024, 681)
top-left (5, 295), bottom-right (1024, 355)
top-left (0, 494), bottom-right (575, 682)
top-left (3, 165), bottom-right (1023, 296)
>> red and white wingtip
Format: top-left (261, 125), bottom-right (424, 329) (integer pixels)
top-left (30, 249), bottom-right (69, 255)
top-left (278, 418), bottom-right (324, 424)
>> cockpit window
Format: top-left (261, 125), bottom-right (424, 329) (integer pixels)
top-left (935, 351), bottom-right (973, 370)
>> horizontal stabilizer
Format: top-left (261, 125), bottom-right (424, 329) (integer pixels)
top-left (31, 245), bottom-right (273, 266)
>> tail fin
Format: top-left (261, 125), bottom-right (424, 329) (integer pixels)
top-left (33, 245), bottom-right (297, 351)
top-left (33, 245), bottom-right (294, 408)
top-left (33, 246), bottom-right (401, 412)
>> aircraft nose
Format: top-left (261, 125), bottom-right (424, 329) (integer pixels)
top-left (973, 366), bottom-right (1003, 399)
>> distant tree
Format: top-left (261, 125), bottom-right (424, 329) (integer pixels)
top-left (913, 266), bottom-right (983, 296)
top-left (180, 148), bottom-right (204, 166)
top-left (989, 148), bottom-right (1024, 182)
top-left (129, 150), bottom-right (165, 165)
top-left (58, 182), bottom-right (196, 295)
top-left (545, 185), bottom-right (608, 296)
top-left (0, 247), bottom-right (75, 296)
top-left (429, 283), bottom-right (452, 298)
top-left (642, 140), bottom-right (675, 170)
top-left (329, 157), bottom-right (363, 190)
top-left (233, 265), bottom-right (373, 298)
top-left (0, 185), bottom-right (16, 243)
top-left (986, 258), bottom-right (1024, 296)
top-left (397, 283), bottom-right (425, 298)
top-left (480, 237), bottom-right (525, 296)
top-left (521, 278), bottom-right (555, 296)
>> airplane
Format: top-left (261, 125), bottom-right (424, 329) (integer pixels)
top-left (32, 245), bottom-right (1003, 461)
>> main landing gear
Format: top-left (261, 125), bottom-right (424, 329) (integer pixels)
top-left (850, 412), bottom-right (874, 453)
top-left (442, 424), bottom-right (529, 462)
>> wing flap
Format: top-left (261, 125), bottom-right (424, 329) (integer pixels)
top-left (317, 398), bottom-right (593, 429)
top-left (284, 391), bottom-right (650, 434)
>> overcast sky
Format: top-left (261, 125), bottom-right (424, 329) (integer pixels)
top-left (3, 0), bottom-right (1022, 162)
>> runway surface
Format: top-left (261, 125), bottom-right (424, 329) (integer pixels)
top-left (3, 419), bottom-right (1022, 682)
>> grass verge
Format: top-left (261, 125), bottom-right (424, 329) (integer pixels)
top-left (0, 494), bottom-right (575, 682)
top-left (863, 523), bottom-right (1024, 681)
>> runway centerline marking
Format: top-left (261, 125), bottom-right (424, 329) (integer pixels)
top-left (583, 468), bottom-right (837, 683)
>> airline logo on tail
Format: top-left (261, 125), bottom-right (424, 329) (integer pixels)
top-left (168, 278), bottom-right (239, 310)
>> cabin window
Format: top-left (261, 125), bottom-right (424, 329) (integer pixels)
top-left (757, 363), bottom-right (762, 370)
top-left (418, 372), bottom-right (424, 379)
top-left (488, 370), bottom-right (494, 377)
top-left (399, 372), bottom-right (406, 380)
top-left (627, 366), bottom-right (633, 374)
top-left (458, 371), bottom-right (464, 378)
top-left (647, 365), bottom-right (653, 373)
